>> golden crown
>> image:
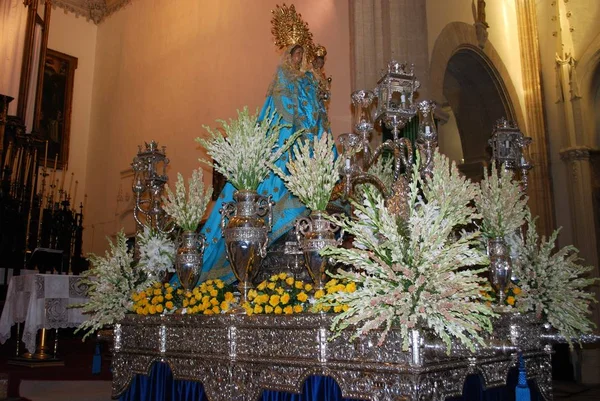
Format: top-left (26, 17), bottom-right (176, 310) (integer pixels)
top-left (271, 4), bottom-right (313, 50)
top-left (314, 44), bottom-right (327, 58)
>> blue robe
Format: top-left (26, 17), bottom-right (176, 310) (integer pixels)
top-left (198, 67), bottom-right (332, 284)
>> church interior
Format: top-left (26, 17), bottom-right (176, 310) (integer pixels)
top-left (1, 0), bottom-right (600, 400)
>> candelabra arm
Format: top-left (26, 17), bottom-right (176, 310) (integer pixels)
top-left (348, 173), bottom-right (391, 199)
top-left (368, 140), bottom-right (396, 171)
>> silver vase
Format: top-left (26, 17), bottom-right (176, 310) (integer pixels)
top-left (175, 231), bottom-right (205, 290)
top-left (221, 190), bottom-right (273, 306)
top-left (295, 211), bottom-right (342, 290)
top-left (488, 237), bottom-right (512, 305)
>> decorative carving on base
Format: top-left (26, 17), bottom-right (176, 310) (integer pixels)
top-left (112, 314), bottom-right (554, 401)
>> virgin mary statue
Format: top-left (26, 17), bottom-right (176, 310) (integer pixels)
top-left (197, 23), bottom-right (333, 284)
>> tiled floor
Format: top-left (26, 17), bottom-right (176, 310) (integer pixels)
top-left (554, 381), bottom-right (600, 400)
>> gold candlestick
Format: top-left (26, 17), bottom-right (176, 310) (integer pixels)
top-left (43, 140), bottom-right (48, 170)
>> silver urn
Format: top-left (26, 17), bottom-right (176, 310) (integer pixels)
top-left (295, 211), bottom-right (342, 290)
top-left (175, 231), bottom-right (205, 290)
top-left (221, 190), bottom-right (274, 305)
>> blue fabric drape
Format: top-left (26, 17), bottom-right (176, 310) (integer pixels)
top-left (119, 363), bottom-right (362, 401)
top-left (120, 363), bottom-right (546, 401)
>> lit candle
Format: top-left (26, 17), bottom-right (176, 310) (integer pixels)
top-left (43, 140), bottom-right (48, 170)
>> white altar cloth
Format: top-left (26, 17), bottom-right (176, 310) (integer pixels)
top-left (0, 273), bottom-right (89, 353)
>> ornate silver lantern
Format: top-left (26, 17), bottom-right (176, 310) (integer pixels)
top-left (374, 61), bottom-right (420, 140)
top-left (131, 141), bottom-right (172, 233)
top-left (488, 118), bottom-right (532, 191)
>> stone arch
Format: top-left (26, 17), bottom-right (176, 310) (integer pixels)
top-left (429, 22), bottom-right (526, 174)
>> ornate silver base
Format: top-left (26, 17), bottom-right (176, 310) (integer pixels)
top-left (112, 313), bottom-right (554, 401)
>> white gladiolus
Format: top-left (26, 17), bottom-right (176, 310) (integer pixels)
top-left (320, 152), bottom-right (495, 352)
top-left (271, 133), bottom-right (341, 211)
top-left (162, 169), bottom-right (212, 232)
top-left (197, 107), bottom-right (301, 191)
top-left (75, 232), bottom-right (156, 339)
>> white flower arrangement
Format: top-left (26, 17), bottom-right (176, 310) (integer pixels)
top-left (475, 162), bottom-right (528, 239)
top-left (137, 226), bottom-right (176, 279)
top-left (75, 232), bottom-right (155, 339)
top-left (320, 151), bottom-right (495, 352)
top-left (197, 107), bottom-right (301, 191)
top-left (271, 132), bottom-right (341, 211)
top-left (513, 210), bottom-right (598, 345)
top-left (162, 169), bottom-right (213, 232)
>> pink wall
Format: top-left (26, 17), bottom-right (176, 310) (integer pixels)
top-left (85, 0), bottom-right (351, 253)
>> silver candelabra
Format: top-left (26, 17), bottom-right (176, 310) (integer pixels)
top-left (131, 141), bottom-right (172, 233)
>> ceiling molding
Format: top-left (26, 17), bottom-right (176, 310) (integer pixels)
top-left (51, 0), bottom-right (132, 25)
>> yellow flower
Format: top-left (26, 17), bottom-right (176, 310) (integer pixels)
top-left (206, 279), bottom-right (214, 285)
top-left (278, 272), bottom-right (287, 280)
top-left (153, 289), bottom-right (162, 296)
top-left (153, 282), bottom-right (162, 289)
top-left (210, 298), bottom-right (219, 306)
top-left (216, 281), bottom-right (224, 289)
top-left (156, 304), bottom-right (164, 313)
top-left (176, 289), bottom-right (184, 295)
top-left (269, 295), bottom-right (280, 307)
top-left (204, 309), bottom-right (213, 315)
top-left (132, 293), bottom-right (139, 302)
top-left (166, 301), bottom-right (174, 310)
top-left (334, 305), bottom-right (343, 313)
top-left (151, 297), bottom-right (159, 305)
top-left (326, 279), bottom-right (338, 288)
top-left (293, 305), bottom-right (303, 313)
top-left (276, 287), bottom-right (284, 295)
top-left (220, 301), bottom-right (230, 311)
top-left (346, 282), bottom-right (357, 293)
top-left (343, 305), bottom-right (350, 312)
top-left (257, 281), bottom-right (267, 291)
top-left (212, 305), bottom-right (220, 314)
top-left (149, 305), bottom-right (157, 315)
top-left (297, 292), bottom-right (308, 302)
top-left (304, 283), bottom-right (313, 292)
top-left (267, 282), bottom-right (276, 290)
top-left (183, 299), bottom-right (189, 308)
top-left (142, 306), bottom-right (149, 315)
top-left (156, 295), bottom-right (164, 303)
top-left (513, 287), bottom-right (522, 295)
top-left (225, 292), bottom-right (234, 302)
top-left (185, 291), bottom-right (192, 298)
top-left (506, 296), bottom-right (515, 306)
top-left (254, 304), bottom-right (263, 314)
top-left (248, 289), bottom-right (258, 300)
top-left (274, 306), bottom-right (283, 314)
top-left (193, 287), bottom-right (200, 295)
top-left (265, 305), bottom-right (274, 314)
top-left (242, 303), bottom-right (253, 315)
top-left (190, 298), bottom-right (197, 306)
top-left (166, 286), bottom-right (174, 294)
top-left (163, 283), bottom-right (170, 288)
top-left (202, 295), bottom-right (210, 304)
top-left (285, 277), bottom-right (294, 286)
top-left (314, 289), bottom-right (325, 299)
top-left (280, 293), bottom-right (290, 305)
top-left (209, 289), bottom-right (218, 297)
top-left (269, 275), bottom-right (278, 282)
top-left (199, 283), bottom-right (207, 292)
top-left (165, 293), bottom-right (173, 300)
top-left (138, 290), bottom-right (146, 298)
top-left (335, 284), bottom-right (346, 292)
top-left (283, 305), bottom-right (293, 315)
top-left (322, 305), bottom-right (331, 312)
top-left (295, 281), bottom-right (303, 290)
top-left (136, 307), bottom-right (143, 314)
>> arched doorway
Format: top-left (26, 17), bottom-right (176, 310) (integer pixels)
top-left (439, 47), bottom-right (514, 180)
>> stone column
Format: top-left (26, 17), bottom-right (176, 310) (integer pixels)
top-left (349, 0), bottom-right (430, 97)
top-left (560, 147), bottom-right (600, 384)
top-left (514, 0), bottom-right (555, 238)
